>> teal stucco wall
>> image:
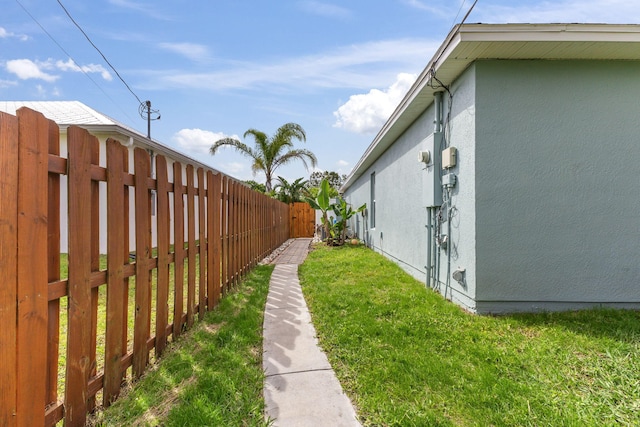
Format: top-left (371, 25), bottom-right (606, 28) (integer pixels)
top-left (474, 59), bottom-right (640, 312)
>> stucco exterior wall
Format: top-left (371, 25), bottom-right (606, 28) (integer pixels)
top-left (437, 65), bottom-right (478, 311)
top-left (344, 65), bottom-right (480, 311)
top-left (345, 108), bottom-right (434, 282)
top-left (474, 60), bottom-right (640, 312)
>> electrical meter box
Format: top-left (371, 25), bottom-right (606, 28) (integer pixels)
top-left (421, 132), bottom-right (443, 207)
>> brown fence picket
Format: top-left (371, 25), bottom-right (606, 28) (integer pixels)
top-left (206, 171), bottom-right (216, 309)
top-left (0, 111), bottom-right (18, 426)
top-left (155, 155), bottom-right (170, 357)
top-left (197, 168), bottom-right (206, 319)
top-left (173, 162), bottom-right (185, 338)
top-left (133, 147), bottom-right (152, 378)
top-left (230, 180), bottom-right (238, 288)
top-left (64, 126), bottom-right (95, 426)
top-left (243, 185), bottom-right (249, 276)
top-left (221, 175), bottom-right (229, 295)
top-left (227, 178), bottom-right (234, 291)
top-left (89, 131), bottom-right (100, 413)
top-left (186, 165), bottom-right (196, 328)
top-left (46, 119), bottom-right (61, 418)
top-left (15, 108), bottom-right (49, 426)
top-left (104, 139), bottom-right (127, 406)
top-left (214, 173), bottom-right (223, 307)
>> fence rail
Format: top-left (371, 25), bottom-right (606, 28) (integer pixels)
top-left (0, 108), bottom-right (290, 426)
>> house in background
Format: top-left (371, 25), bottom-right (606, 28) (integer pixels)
top-left (0, 101), bottom-right (220, 253)
top-left (342, 23), bottom-right (640, 314)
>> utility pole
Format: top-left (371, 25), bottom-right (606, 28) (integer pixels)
top-left (139, 100), bottom-right (160, 139)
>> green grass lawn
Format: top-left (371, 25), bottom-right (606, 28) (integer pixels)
top-left (298, 244), bottom-right (640, 427)
top-left (94, 264), bottom-right (273, 426)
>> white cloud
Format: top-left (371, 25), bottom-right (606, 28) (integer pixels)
top-left (333, 73), bottom-right (417, 134)
top-left (336, 160), bottom-right (349, 167)
top-left (55, 59), bottom-right (113, 81)
top-left (154, 38), bottom-right (438, 92)
top-left (6, 59), bottom-right (59, 82)
top-left (0, 27), bottom-right (28, 41)
top-left (0, 79), bottom-right (17, 88)
top-left (298, 1), bottom-right (351, 19)
top-left (172, 128), bottom-right (239, 156)
top-left (158, 43), bottom-right (210, 62)
top-left (6, 58), bottom-right (113, 83)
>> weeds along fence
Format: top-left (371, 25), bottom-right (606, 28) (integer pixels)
top-left (0, 108), bottom-right (290, 427)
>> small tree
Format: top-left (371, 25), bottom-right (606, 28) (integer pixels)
top-left (308, 171), bottom-right (346, 190)
top-left (244, 180), bottom-right (266, 193)
top-left (273, 176), bottom-right (308, 204)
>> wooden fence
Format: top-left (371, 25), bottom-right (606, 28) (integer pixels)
top-left (0, 108), bottom-right (290, 426)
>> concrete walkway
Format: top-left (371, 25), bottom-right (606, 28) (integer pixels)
top-left (263, 238), bottom-right (361, 427)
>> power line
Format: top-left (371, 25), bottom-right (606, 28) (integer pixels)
top-left (14, 0), bottom-right (139, 125)
top-left (55, 0), bottom-right (144, 106)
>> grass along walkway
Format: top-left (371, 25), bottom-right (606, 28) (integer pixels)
top-left (298, 244), bottom-right (640, 426)
top-left (94, 265), bottom-right (273, 426)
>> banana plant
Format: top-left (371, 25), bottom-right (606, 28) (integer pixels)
top-left (305, 178), bottom-right (334, 244)
top-left (331, 198), bottom-right (366, 245)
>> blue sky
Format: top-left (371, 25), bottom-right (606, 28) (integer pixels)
top-left (2, 0), bottom-right (638, 183)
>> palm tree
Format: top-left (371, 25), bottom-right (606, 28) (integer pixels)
top-left (210, 123), bottom-right (317, 192)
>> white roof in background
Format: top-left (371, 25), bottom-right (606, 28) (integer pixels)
top-left (1, 100), bottom-right (117, 126)
top-left (342, 23), bottom-right (640, 191)
top-left (0, 100), bottom-right (222, 174)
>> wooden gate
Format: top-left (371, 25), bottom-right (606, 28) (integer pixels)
top-left (289, 202), bottom-right (315, 238)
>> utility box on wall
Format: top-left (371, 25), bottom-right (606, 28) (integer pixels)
top-left (421, 131), bottom-right (443, 207)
